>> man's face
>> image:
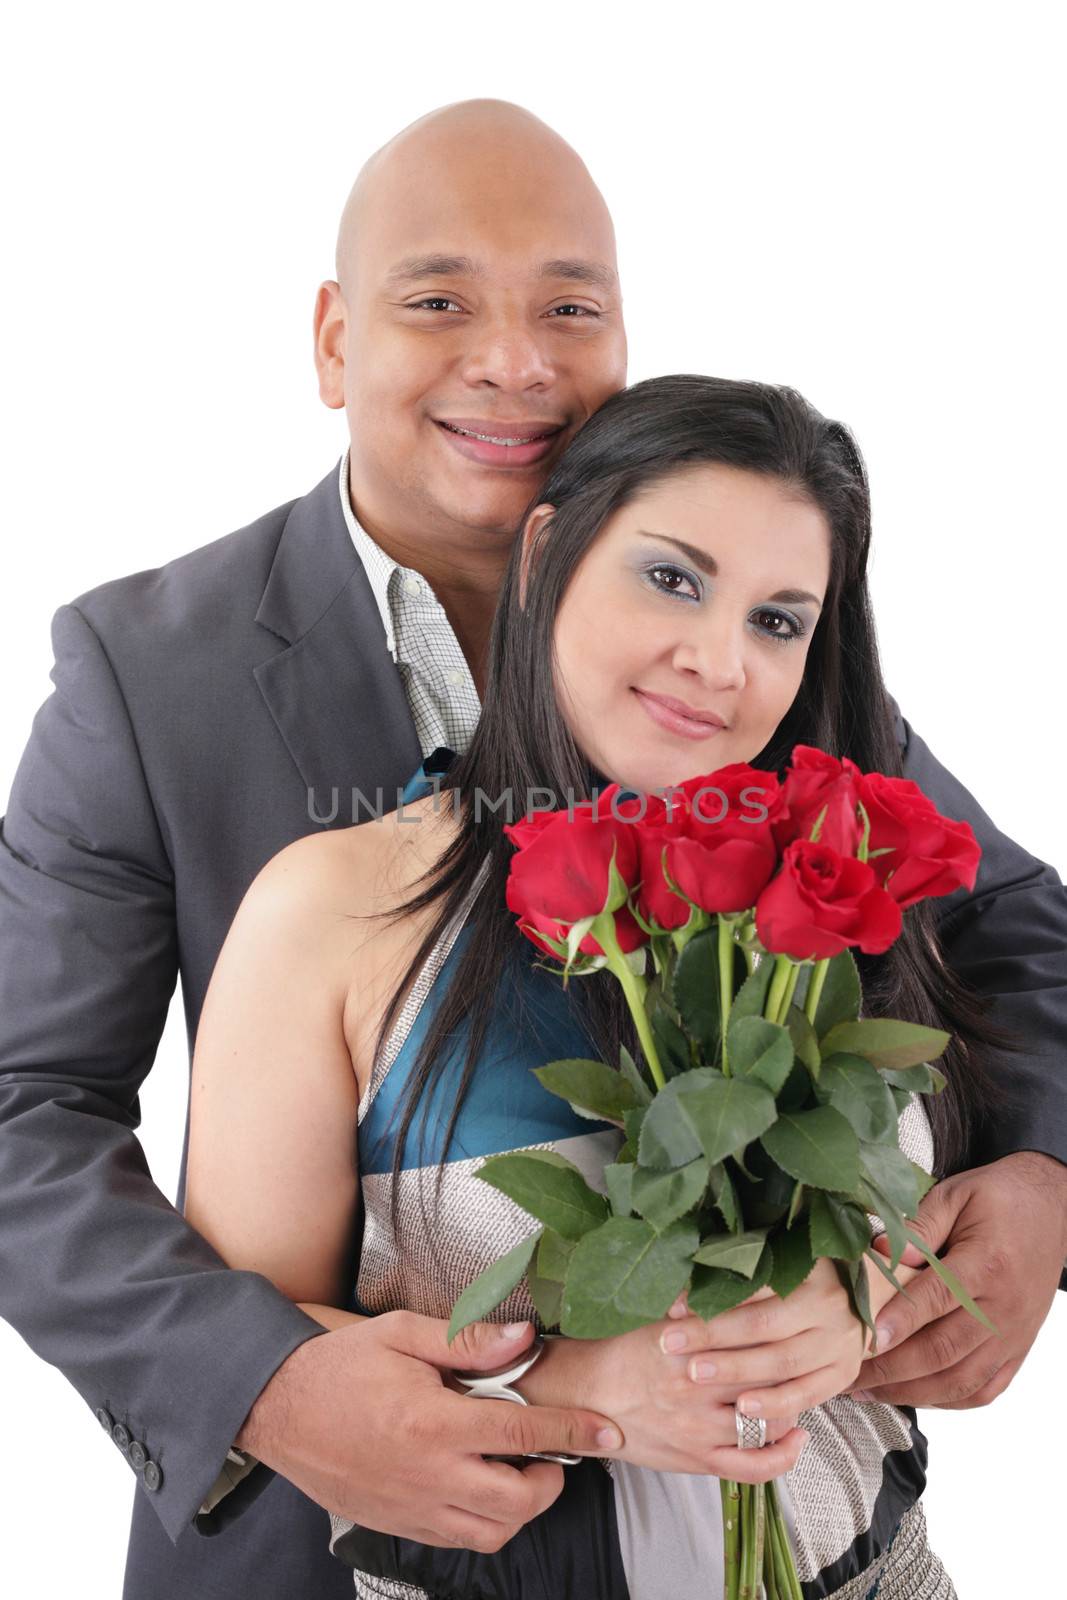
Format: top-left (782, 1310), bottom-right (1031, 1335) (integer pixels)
top-left (319, 144), bottom-right (627, 551)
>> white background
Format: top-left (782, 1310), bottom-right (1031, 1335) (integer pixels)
top-left (1, 3), bottom-right (1064, 1594)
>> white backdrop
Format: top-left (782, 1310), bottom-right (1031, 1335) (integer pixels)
top-left (1, 3), bottom-right (1063, 1594)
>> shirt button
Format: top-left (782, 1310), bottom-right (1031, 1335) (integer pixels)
top-left (112, 1423), bottom-right (131, 1452)
top-left (129, 1440), bottom-right (148, 1471)
top-left (445, 669), bottom-right (466, 687)
top-left (142, 1460), bottom-right (164, 1493)
top-left (402, 576), bottom-right (422, 597)
top-left (96, 1407), bottom-right (114, 1432)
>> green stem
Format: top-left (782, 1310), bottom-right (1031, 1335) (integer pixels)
top-left (763, 954), bottom-right (793, 1025)
top-left (753, 1484), bottom-right (766, 1597)
top-left (739, 1482), bottom-right (755, 1599)
top-left (804, 957), bottom-right (830, 1026)
top-left (777, 963), bottom-right (801, 1025)
top-left (762, 1512), bottom-right (780, 1600)
top-left (765, 1481), bottom-right (803, 1600)
top-left (718, 914), bottom-right (735, 1075)
top-left (595, 914), bottom-right (667, 1091)
top-left (721, 1478), bottom-right (741, 1600)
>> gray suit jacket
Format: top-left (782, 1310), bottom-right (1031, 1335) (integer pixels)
top-left (1, 459), bottom-right (1065, 1600)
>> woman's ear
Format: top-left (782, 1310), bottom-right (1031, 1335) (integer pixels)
top-left (518, 503), bottom-right (556, 610)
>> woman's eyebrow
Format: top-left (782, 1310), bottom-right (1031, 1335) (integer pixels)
top-left (637, 530), bottom-right (823, 608)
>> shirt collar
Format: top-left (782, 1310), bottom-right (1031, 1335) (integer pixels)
top-left (337, 447), bottom-right (399, 658)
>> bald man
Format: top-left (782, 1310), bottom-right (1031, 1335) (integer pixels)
top-left (1, 99), bottom-right (1065, 1600)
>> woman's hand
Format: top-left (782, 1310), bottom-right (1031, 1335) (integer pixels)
top-left (659, 1248), bottom-right (924, 1424)
top-left (512, 1323), bottom-right (809, 1484)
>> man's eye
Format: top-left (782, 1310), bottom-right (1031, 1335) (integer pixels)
top-left (410, 297), bottom-right (463, 313)
top-left (547, 304), bottom-right (599, 318)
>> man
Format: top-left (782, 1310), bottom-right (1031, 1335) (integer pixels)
top-left (1, 99), bottom-right (1064, 1600)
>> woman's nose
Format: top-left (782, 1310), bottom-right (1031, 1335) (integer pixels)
top-left (671, 617), bottom-right (746, 692)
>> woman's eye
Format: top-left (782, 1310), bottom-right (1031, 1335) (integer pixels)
top-left (646, 564), bottom-right (700, 601)
top-left (752, 608), bottom-right (805, 644)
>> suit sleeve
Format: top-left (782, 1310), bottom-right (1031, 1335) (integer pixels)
top-left (890, 696), bottom-right (1067, 1169)
top-left (0, 603), bottom-right (325, 1543)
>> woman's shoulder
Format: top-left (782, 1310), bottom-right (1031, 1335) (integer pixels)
top-left (249, 794), bottom-right (458, 919)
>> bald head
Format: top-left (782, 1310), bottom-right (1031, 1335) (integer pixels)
top-left (334, 99), bottom-right (617, 301)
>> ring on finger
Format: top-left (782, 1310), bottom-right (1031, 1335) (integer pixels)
top-left (735, 1408), bottom-right (767, 1450)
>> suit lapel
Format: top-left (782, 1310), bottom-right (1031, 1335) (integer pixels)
top-left (253, 460), bottom-right (422, 818)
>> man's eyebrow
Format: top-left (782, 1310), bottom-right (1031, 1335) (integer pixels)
top-left (537, 258), bottom-right (618, 291)
top-left (383, 254), bottom-right (617, 291)
top-left (384, 254), bottom-right (483, 285)
top-left (638, 530), bottom-right (824, 607)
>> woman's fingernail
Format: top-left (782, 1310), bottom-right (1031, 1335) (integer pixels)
top-left (502, 1321), bottom-right (529, 1339)
top-left (597, 1426), bottom-right (623, 1450)
top-left (851, 1389), bottom-right (876, 1404)
top-left (660, 1329), bottom-right (687, 1353)
top-left (875, 1320), bottom-right (895, 1350)
top-left (690, 1359), bottom-right (717, 1381)
top-left (738, 1397), bottom-right (763, 1416)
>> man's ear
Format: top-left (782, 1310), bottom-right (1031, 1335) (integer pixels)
top-left (518, 503), bottom-right (556, 610)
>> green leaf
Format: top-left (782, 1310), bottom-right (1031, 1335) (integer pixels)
top-left (536, 1227), bottom-right (577, 1283)
top-left (709, 1162), bottom-right (740, 1232)
top-left (808, 1192), bottom-right (870, 1261)
top-left (727, 1016), bottom-right (794, 1094)
top-left (560, 1217), bottom-right (699, 1337)
top-left (687, 1074), bottom-right (778, 1167)
top-left (769, 1223), bottom-right (814, 1299)
top-left (526, 1268), bottom-right (563, 1329)
top-left (605, 1162), bottom-right (634, 1218)
top-left (533, 1058), bottom-right (638, 1124)
top-left (879, 1062), bottom-right (948, 1095)
top-left (813, 950), bottom-right (861, 1037)
top-left (688, 1242), bottom-right (772, 1318)
top-left (760, 1106), bottom-right (861, 1192)
top-left (910, 1162), bottom-right (936, 1203)
top-left (815, 1053), bottom-right (899, 1141)
top-left (841, 1257), bottom-right (876, 1345)
top-left (787, 1179), bottom-right (806, 1228)
top-left (905, 1229), bottom-right (997, 1333)
top-left (858, 1141), bottom-right (921, 1217)
top-left (637, 1075), bottom-right (708, 1168)
top-left (476, 1150), bottom-right (610, 1241)
top-left (618, 1044), bottom-right (654, 1105)
top-left (865, 1245), bottom-right (909, 1299)
top-left (650, 1004), bottom-right (693, 1080)
top-left (785, 1006), bottom-right (822, 1077)
top-left (671, 928), bottom-right (722, 1054)
top-left (631, 1157), bottom-right (710, 1232)
top-left (448, 1232), bottom-right (540, 1343)
top-left (692, 1228), bottom-right (769, 1277)
top-left (820, 1018), bottom-right (950, 1070)
top-left (729, 957), bottom-right (775, 1025)
top-left (856, 1178), bottom-right (908, 1269)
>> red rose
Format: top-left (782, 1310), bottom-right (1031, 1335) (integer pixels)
top-left (755, 838), bottom-right (902, 960)
top-left (773, 745), bottom-right (863, 857)
top-left (643, 764), bottom-right (783, 921)
top-left (857, 772), bottom-right (980, 909)
top-left (505, 807), bottom-right (646, 958)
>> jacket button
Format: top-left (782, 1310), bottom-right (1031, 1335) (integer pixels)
top-left (112, 1423), bottom-right (131, 1452)
top-left (142, 1460), bottom-right (164, 1493)
top-left (129, 1440), bottom-right (148, 1471)
top-left (95, 1408), bottom-right (114, 1432)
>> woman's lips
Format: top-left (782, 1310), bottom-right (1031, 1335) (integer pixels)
top-left (632, 688), bottom-right (729, 742)
top-left (434, 418), bottom-right (563, 468)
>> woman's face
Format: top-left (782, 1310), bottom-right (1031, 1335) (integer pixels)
top-left (544, 463), bottom-right (832, 794)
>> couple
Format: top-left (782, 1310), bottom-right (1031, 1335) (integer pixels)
top-left (1, 98), bottom-right (1065, 1600)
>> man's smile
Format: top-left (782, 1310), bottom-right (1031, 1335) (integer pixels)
top-left (433, 416), bottom-right (567, 468)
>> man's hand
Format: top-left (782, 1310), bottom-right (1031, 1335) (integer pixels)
top-left (235, 1312), bottom-right (622, 1553)
top-left (847, 1152), bottom-right (1067, 1409)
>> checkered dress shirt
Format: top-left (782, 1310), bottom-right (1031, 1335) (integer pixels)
top-left (337, 449), bottom-right (481, 760)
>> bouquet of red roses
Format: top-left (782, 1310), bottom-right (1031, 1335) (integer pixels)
top-left (448, 746), bottom-right (992, 1600)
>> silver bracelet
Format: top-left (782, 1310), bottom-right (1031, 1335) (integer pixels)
top-left (452, 1333), bottom-right (580, 1466)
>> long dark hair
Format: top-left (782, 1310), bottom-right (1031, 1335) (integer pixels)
top-left (364, 374), bottom-right (1016, 1221)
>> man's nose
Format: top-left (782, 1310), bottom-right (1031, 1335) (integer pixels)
top-left (459, 315), bottom-right (557, 391)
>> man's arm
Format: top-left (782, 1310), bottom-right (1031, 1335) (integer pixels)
top-left (0, 602), bottom-right (324, 1543)
top-left (846, 699), bottom-right (1067, 1408)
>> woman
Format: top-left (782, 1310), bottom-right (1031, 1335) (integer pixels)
top-left (186, 376), bottom-right (993, 1598)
